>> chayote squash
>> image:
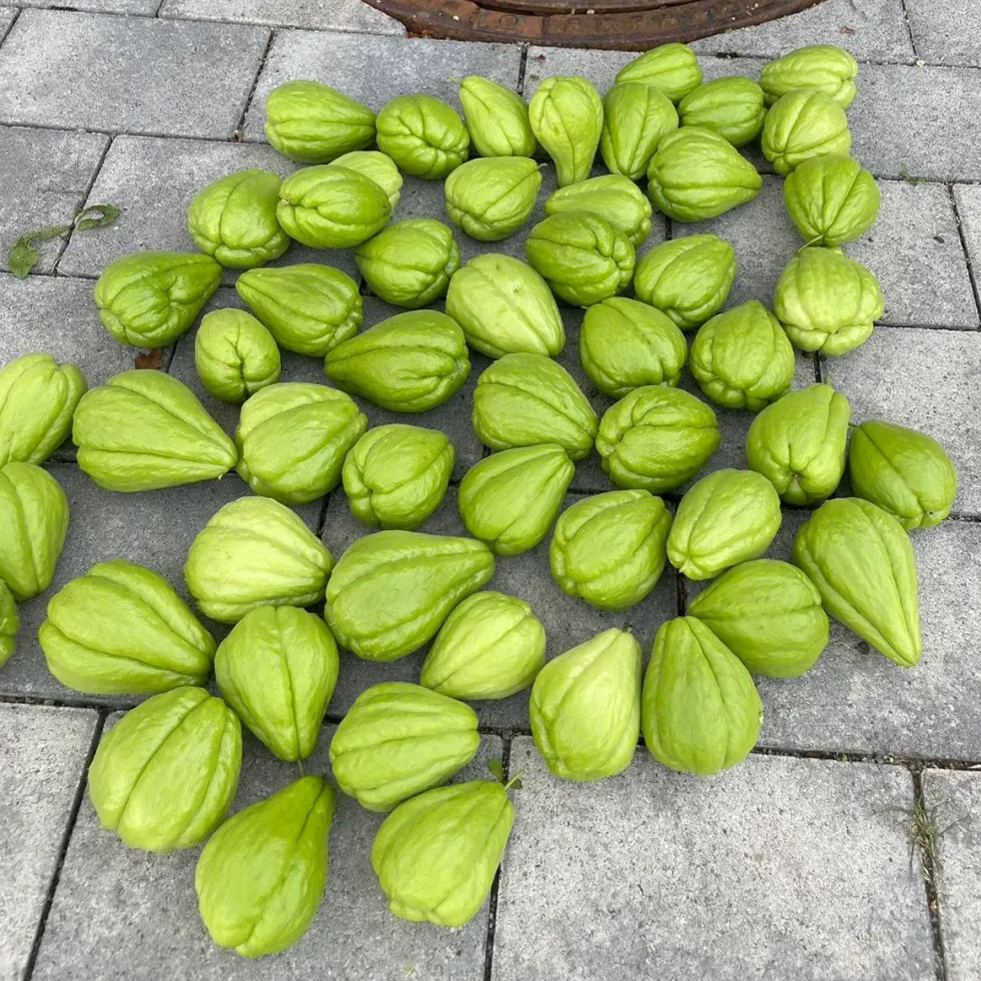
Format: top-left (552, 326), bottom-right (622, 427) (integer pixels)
top-left (445, 254), bottom-right (565, 358)
top-left (39, 559), bottom-right (214, 695)
top-left (761, 89), bottom-right (851, 175)
top-left (633, 234), bottom-right (736, 330)
top-left (72, 370), bottom-right (237, 492)
top-left (760, 44), bottom-right (859, 108)
top-left (325, 531), bottom-right (495, 661)
top-left (793, 497), bottom-right (921, 667)
top-left (600, 82), bottom-right (678, 181)
top-left (196, 776), bottom-right (334, 958)
top-left (214, 606), bottom-right (338, 761)
top-left (88, 686), bottom-right (241, 851)
top-left (354, 219), bottom-right (460, 309)
top-left (677, 76), bottom-right (766, 147)
top-left (0, 353), bottom-right (86, 467)
top-left (330, 682), bottom-right (480, 811)
top-left (276, 164), bottom-right (392, 249)
top-left (421, 591), bottom-right (546, 700)
top-left (688, 300), bottom-right (795, 410)
top-left (93, 251), bottom-right (221, 348)
top-left (579, 296), bottom-right (687, 398)
top-left (444, 156), bottom-right (542, 242)
top-left (235, 382), bottom-right (367, 504)
top-left (550, 489), bottom-right (671, 610)
top-left (186, 169), bottom-right (289, 269)
top-left (848, 420), bottom-right (958, 530)
top-left (0, 581), bottom-right (16, 667)
top-left (194, 309), bottom-right (281, 403)
top-left (0, 463), bottom-right (68, 601)
top-left (774, 246), bottom-right (883, 355)
top-left (472, 353), bottom-right (597, 461)
top-left (642, 616), bottom-right (762, 775)
top-left (687, 559), bottom-right (829, 678)
top-left (458, 443), bottom-right (574, 555)
top-left (530, 628), bottom-right (641, 781)
top-left (528, 76), bottom-right (603, 187)
top-left (376, 94), bottom-right (470, 180)
top-left (184, 496), bottom-right (333, 623)
top-left (459, 75), bottom-right (537, 158)
top-left (783, 154), bottom-right (880, 247)
top-left (746, 383), bottom-right (850, 505)
top-left (236, 263), bottom-right (362, 357)
top-left (615, 43), bottom-right (702, 102)
top-left (667, 469), bottom-right (782, 581)
top-left (544, 174), bottom-right (653, 247)
top-left (342, 424), bottom-right (454, 530)
top-left (329, 149), bottom-right (403, 208)
top-left (264, 79), bottom-right (376, 163)
top-left (525, 212), bottom-right (635, 306)
top-left (323, 310), bottom-right (470, 412)
top-left (596, 386), bottom-right (720, 492)
top-left (371, 776), bottom-right (516, 927)
top-left (647, 126), bottom-right (763, 222)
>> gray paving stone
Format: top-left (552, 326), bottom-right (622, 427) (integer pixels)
top-left (0, 704), bottom-right (99, 981)
top-left (848, 179), bottom-right (979, 328)
top-left (0, 10), bottom-right (269, 139)
top-left (741, 512), bottom-right (981, 760)
top-left (923, 769), bottom-right (981, 981)
top-left (34, 725), bottom-right (500, 981)
top-left (693, 0), bottom-right (915, 62)
top-left (160, 0), bottom-right (405, 35)
top-left (494, 744), bottom-right (933, 981)
top-left (0, 464), bottom-right (321, 705)
top-left (0, 272), bottom-right (136, 386)
top-left (323, 485), bottom-right (679, 729)
top-left (905, 0), bottom-right (981, 68)
top-left (952, 183), bottom-right (981, 289)
top-left (0, 126), bottom-right (108, 277)
top-left (849, 64), bottom-right (981, 181)
top-left (824, 325), bottom-right (980, 516)
top-left (244, 30), bottom-right (522, 140)
top-left (17, 0), bottom-right (158, 13)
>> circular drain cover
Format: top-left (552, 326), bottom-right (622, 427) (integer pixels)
top-left (360, 0), bottom-right (825, 49)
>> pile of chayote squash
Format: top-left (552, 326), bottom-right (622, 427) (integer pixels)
top-left (0, 40), bottom-right (959, 956)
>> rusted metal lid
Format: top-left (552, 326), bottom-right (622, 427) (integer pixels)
top-left (360, 0), bottom-right (825, 50)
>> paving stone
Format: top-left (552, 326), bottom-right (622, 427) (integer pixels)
top-left (824, 325), bottom-right (980, 516)
top-left (738, 511), bottom-right (981, 760)
top-left (0, 704), bottom-right (99, 980)
top-left (905, 0), bottom-right (981, 68)
top-left (693, 0), bottom-right (915, 62)
top-left (0, 272), bottom-right (136, 386)
top-left (0, 10), bottom-right (269, 139)
top-left (160, 0), bottom-right (405, 35)
top-left (17, 0), bottom-right (158, 13)
top-left (0, 126), bottom-right (108, 276)
top-left (849, 64), bottom-right (981, 181)
top-left (494, 744), bottom-right (933, 981)
top-left (847, 179), bottom-right (979, 328)
top-left (34, 725), bottom-right (500, 981)
top-left (323, 484), bottom-right (679, 730)
top-left (922, 769), bottom-right (981, 981)
top-left (952, 183), bottom-right (981, 292)
top-left (0, 464), bottom-right (321, 706)
top-left (244, 30), bottom-right (522, 141)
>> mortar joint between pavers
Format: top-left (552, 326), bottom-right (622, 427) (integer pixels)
top-left (516, 43), bottom-right (530, 97)
top-left (481, 731), bottom-right (513, 981)
top-left (945, 184), bottom-right (981, 324)
top-left (897, 0), bottom-right (921, 61)
top-left (233, 27), bottom-right (276, 143)
top-left (0, 5), bottom-right (20, 47)
top-left (22, 708), bottom-right (106, 981)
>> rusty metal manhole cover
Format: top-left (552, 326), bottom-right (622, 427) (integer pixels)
top-left (360, 0), bottom-right (826, 50)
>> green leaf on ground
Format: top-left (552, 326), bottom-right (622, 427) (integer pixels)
top-left (6, 203), bottom-right (119, 278)
top-left (75, 203), bottom-right (120, 232)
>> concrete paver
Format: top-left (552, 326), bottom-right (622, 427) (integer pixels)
top-left (905, 0), bottom-right (981, 68)
top-left (0, 10), bottom-right (269, 138)
top-left (0, 704), bottom-right (99, 981)
top-left (923, 768), bottom-right (981, 981)
top-left (33, 725), bottom-right (500, 981)
top-left (160, 0), bottom-right (405, 35)
top-left (494, 742), bottom-right (934, 981)
top-left (952, 183), bottom-right (981, 294)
